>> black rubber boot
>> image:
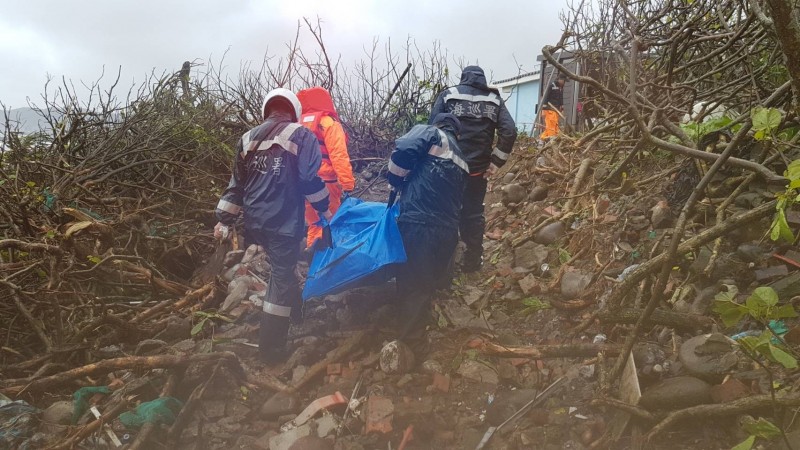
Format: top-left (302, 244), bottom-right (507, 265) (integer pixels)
top-left (258, 313), bottom-right (290, 364)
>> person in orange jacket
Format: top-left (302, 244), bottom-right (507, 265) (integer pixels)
top-left (297, 87), bottom-right (355, 250)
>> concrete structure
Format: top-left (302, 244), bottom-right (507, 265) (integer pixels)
top-left (491, 70), bottom-right (541, 135)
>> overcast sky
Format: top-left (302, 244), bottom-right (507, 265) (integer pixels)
top-left (0, 0), bottom-right (566, 109)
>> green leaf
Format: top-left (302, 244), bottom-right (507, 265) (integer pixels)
top-left (190, 319), bottom-right (207, 336)
top-left (522, 297), bottom-right (551, 311)
top-left (785, 159), bottom-right (800, 183)
top-left (770, 209), bottom-right (794, 243)
top-left (742, 417), bottom-right (783, 439)
top-left (752, 107), bottom-right (782, 133)
top-left (765, 344), bottom-right (798, 369)
top-left (712, 298), bottom-right (749, 327)
top-left (87, 255), bottom-right (102, 265)
top-left (731, 435), bottom-right (755, 450)
top-left (750, 286), bottom-right (779, 308)
top-left (772, 304), bottom-right (798, 320)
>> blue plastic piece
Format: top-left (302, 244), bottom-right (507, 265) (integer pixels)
top-left (303, 197), bottom-right (407, 300)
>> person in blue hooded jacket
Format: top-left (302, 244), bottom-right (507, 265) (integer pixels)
top-left (387, 113), bottom-right (469, 342)
top-left (430, 66), bottom-right (517, 272)
top-left (214, 88), bottom-right (332, 363)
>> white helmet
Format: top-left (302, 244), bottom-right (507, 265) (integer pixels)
top-left (261, 88), bottom-right (302, 121)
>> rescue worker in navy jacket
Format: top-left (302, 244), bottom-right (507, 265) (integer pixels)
top-left (430, 66), bottom-right (517, 272)
top-left (388, 113), bottom-right (469, 341)
top-left (214, 88), bottom-right (331, 363)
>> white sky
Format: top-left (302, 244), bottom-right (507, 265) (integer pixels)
top-left (0, 0), bottom-right (566, 108)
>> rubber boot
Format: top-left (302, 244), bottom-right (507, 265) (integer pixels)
top-left (258, 313), bottom-right (290, 364)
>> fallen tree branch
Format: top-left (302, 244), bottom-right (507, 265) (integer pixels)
top-left (645, 395), bottom-right (800, 441)
top-left (478, 340), bottom-right (621, 359)
top-left (1, 352), bottom-right (238, 396)
top-left (287, 329), bottom-right (368, 393)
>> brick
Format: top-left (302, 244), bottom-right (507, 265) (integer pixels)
top-left (326, 363), bottom-right (342, 376)
top-left (710, 378), bottom-right (750, 403)
top-left (364, 395), bottom-right (393, 434)
top-left (431, 373), bottom-right (450, 393)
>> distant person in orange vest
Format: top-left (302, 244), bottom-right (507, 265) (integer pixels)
top-left (297, 87), bottom-right (355, 250)
top-left (540, 75), bottom-right (566, 141)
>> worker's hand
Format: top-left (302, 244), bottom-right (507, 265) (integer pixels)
top-left (323, 210), bottom-right (333, 222)
top-left (213, 222), bottom-right (229, 240)
top-left (484, 163), bottom-right (499, 180)
top-left (341, 190), bottom-right (352, 202)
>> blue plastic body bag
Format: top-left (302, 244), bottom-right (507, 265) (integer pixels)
top-left (302, 196), bottom-right (407, 300)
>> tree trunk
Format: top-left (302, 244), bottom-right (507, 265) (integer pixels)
top-left (765, 0), bottom-right (800, 105)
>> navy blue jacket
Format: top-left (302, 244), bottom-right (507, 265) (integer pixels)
top-left (216, 112), bottom-right (330, 238)
top-left (387, 124), bottom-right (468, 229)
top-left (429, 66), bottom-right (517, 174)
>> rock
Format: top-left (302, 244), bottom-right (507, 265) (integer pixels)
top-left (560, 269), bottom-right (593, 299)
top-left (755, 265), bottom-right (789, 281)
top-left (770, 272), bottom-right (800, 300)
top-left (431, 373), bottom-right (450, 392)
top-left (486, 389), bottom-right (538, 425)
top-left (41, 401), bottom-right (72, 426)
top-left (364, 395), bottom-right (394, 434)
top-left (514, 241), bottom-right (551, 270)
top-left (261, 392), bottom-right (301, 419)
top-left (379, 341), bottom-right (415, 375)
top-left (462, 286), bottom-right (483, 306)
top-left (633, 343), bottom-right (667, 367)
top-left (501, 183), bottom-right (526, 205)
top-left (222, 277), bottom-right (250, 313)
top-left (457, 360), bottom-right (499, 385)
top-left (650, 200), bottom-right (672, 229)
top-left (422, 359), bottom-right (444, 374)
top-left (441, 299), bottom-right (492, 329)
top-left (292, 366), bottom-right (308, 385)
top-left (679, 334), bottom-right (739, 382)
top-left (533, 221), bottom-right (566, 245)
top-left (710, 378), bottom-right (750, 403)
top-left (241, 244), bottom-right (261, 264)
top-left (518, 273), bottom-right (539, 295)
top-left (736, 244), bottom-right (769, 262)
top-left (639, 376), bottom-right (712, 409)
top-left (288, 436), bottom-right (333, 450)
top-left (502, 172), bottom-right (516, 184)
top-left (134, 339), bottom-right (168, 356)
top-left (734, 192), bottom-right (763, 209)
top-left (528, 185), bottom-right (548, 202)
top-left (223, 250), bottom-right (245, 267)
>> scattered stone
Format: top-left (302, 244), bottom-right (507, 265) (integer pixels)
top-left (379, 341), bottom-right (415, 375)
top-left (222, 277), bottom-right (250, 313)
top-left (203, 400), bottom-right (227, 419)
top-left (650, 200), bottom-right (672, 229)
top-left (396, 374), bottom-right (414, 388)
top-left (457, 360), bottom-right (499, 385)
top-left (130, 339), bottom-right (167, 356)
top-left (528, 185), bottom-right (548, 202)
top-left (594, 194), bottom-right (610, 215)
top-left (502, 172), bottom-right (516, 184)
top-left (518, 273), bottom-right (539, 295)
top-left (755, 265), bottom-right (789, 282)
top-left (736, 244), bottom-right (768, 262)
top-left (486, 389), bottom-right (538, 425)
top-left (261, 392), bottom-right (302, 419)
top-left (41, 401), bottom-right (72, 426)
top-left (293, 366), bottom-right (309, 385)
top-left (241, 244), bottom-right (261, 264)
top-left (560, 269), bottom-right (593, 299)
top-left (223, 250), bottom-right (245, 267)
top-left (639, 376), bottom-right (712, 409)
top-left (421, 359), bottom-right (444, 374)
top-left (770, 272), bottom-right (800, 300)
top-left (501, 183), bottom-right (526, 205)
top-left (431, 373), bottom-right (451, 393)
top-left (462, 286), bottom-right (483, 306)
top-left (579, 364), bottom-right (596, 379)
top-left (533, 221), bottom-right (566, 245)
top-left (364, 396), bottom-right (394, 434)
top-left (710, 378), bottom-right (750, 403)
top-left (679, 334), bottom-right (739, 382)
top-left (441, 299), bottom-right (492, 330)
top-left (514, 241), bottom-right (551, 270)
top-left (288, 436), bottom-right (333, 450)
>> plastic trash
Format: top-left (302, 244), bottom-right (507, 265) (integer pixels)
top-left (0, 399), bottom-right (40, 448)
top-left (72, 386), bottom-right (111, 424)
top-left (119, 397), bottom-right (183, 429)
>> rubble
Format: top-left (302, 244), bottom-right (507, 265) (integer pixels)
top-left (639, 376), bottom-right (713, 409)
top-left (379, 341), bottom-right (415, 375)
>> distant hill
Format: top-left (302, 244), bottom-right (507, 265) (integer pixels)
top-left (1, 107), bottom-right (60, 135)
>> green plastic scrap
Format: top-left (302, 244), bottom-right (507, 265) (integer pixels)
top-left (72, 386), bottom-right (111, 424)
top-left (119, 397), bottom-right (184, 429)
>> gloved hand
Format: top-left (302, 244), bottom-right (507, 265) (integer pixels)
top-left (213, 222), bottom-right (229, 240)
top-left (484, 163), bottom-right (499, 179)
top-left (341, 190), bottom-right (352, 202)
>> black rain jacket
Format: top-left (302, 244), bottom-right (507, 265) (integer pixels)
top-left (387, 124), bottom-right (468, 229)
top-left (215, 111), bottom-right (330, 239)
top-left (429, 66), bottom-right (517, 174)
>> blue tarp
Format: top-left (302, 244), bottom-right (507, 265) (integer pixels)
top-left (303, 197), bottom-right (407, 300)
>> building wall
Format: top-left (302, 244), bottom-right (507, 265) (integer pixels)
top-left (500, 79), bottom-right (541, 135)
